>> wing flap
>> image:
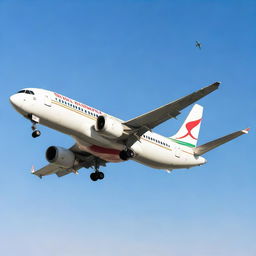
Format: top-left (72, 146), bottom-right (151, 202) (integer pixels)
top-left (124, 82), bottom-right (220, 129)
top-left (194, 128), bottom-right (249, 156)
top-left (32, 164), bottom-right (66, 178)
top-left (56, 169), bottom-right (74, 177)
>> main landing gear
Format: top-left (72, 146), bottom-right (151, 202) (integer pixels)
top-left (90, 161), bottom-right (104, 182)
top-left (119, 149), bottom-right (135, 161)
top-left (90, 171), bottom-right (104, 182)
top-left (29, 114), bottom-right (41, 138)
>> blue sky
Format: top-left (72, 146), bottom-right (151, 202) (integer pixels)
top-left (0, 0), bottom-right (255, 255)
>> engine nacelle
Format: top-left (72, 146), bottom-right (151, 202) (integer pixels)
top-left (95, 115), bottom-right (124, 139)
top-left (46, 146), bottom-right (75, 168)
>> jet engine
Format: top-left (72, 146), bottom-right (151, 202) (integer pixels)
top-left (46, 146), bottom-right (75, 168)
top-left (95, 115), bottom-right (124, 139)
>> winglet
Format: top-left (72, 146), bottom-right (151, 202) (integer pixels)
top-left (242, 128), bottom-right (250, 134)
top-left (31, 165), bottom-right (35, 174)
top-left (31, 165), bottom-right (43, 179)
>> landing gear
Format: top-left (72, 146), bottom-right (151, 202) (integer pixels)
top-left (90, 160), bottom-right (104, 181)
top-left (29, 114), bottom-right (41, 138)
top-left (32, 129), bottom-right (41, 138)
top-left (119, 149), bottom-right (135, 161)
top-left (90, 171), bottom-right (104, 181)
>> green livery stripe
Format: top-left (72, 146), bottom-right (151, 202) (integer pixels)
top-left (169, 138), bottom-right (196, 148)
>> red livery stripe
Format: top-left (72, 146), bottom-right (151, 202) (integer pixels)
top-left (90, 145), bottom-right (120, 155)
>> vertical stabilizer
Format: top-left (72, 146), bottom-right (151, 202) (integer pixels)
top-left (170, 104), bottom-right (203, 147)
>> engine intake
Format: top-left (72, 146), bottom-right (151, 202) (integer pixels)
top-left (46, 146), bottom-right (75, 168)
top-left (97, 115), bottom-right (105, 130)
top-left (95, 115), bottom-right (124, 139)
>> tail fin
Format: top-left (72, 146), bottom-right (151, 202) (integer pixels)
top-left (193, 128), bottom-right (249, 155)
top-left (170, 104), bottom-right (203, 148)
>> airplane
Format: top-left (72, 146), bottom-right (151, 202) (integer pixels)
top-left (196, 40), bottom-right (202, 49)
top-left (9, 82), bottom-right (249, 181)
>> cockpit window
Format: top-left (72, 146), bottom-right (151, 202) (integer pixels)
top-left (27, 90), bottom-right (35, 95)
top-left (17, 90), bottom-right (35, 95)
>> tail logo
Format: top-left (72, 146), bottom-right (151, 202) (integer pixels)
top-left (176, 119), bottom-right (201, 140)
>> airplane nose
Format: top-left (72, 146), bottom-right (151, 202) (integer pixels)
top-left (9, 95), bottom-right (16, 106)
top-left (9, 94), bottom-right (23, 110)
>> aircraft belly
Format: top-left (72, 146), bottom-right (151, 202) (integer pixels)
top-left (74, 140), bottom-right (123, 163)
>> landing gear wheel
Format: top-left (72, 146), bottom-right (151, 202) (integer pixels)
top-left (127, 149), bottom-right (135, 158)
top-left (90, 172), bottom-right (98, 181)
top-left (32, 130), bottom-right (41, 138)
top-left (119, 150), bottom-right (128, 161)
top-left (98, 172), bottom-right (104, 180)
top-left (119, 149), bottom-right (135, 160)
top-left (90, 171), bottom-right (104, 181)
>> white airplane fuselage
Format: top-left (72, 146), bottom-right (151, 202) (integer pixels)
top-left (10, 88), bottom-right (206, 171)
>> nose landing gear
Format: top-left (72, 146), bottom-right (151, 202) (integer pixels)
top-left (32, 129), bottom-right (41, 138)
top-left (29, 114), bottom-right (41, 138)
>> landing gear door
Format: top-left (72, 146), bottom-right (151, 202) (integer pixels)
top-left (44, 94), bottom-right (52, 107)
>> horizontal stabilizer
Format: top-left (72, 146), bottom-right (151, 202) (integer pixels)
top-left (193, 128), bottom-right (249, 156)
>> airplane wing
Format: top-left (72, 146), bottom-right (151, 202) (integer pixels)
top-left (123, 82), bottom-right (220, 140)
top-left (193, 128), bottom-right (249, 156)
top-left (32, 164), bottom-right (69, 178)
top-left (32, 144), bottom-right (107, 178)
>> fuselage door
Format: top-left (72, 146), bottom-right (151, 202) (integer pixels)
top-left (175, 146), bottom-right (181, 158)
top-left (44, 94), bottom-right (52, 107)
